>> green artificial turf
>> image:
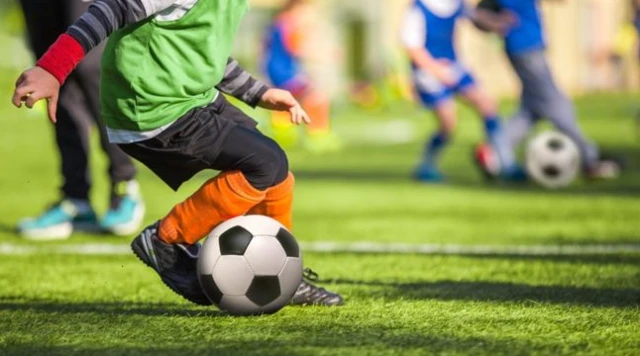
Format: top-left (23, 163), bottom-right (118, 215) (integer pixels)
top-left (0, 85), bottom-right (639, 355)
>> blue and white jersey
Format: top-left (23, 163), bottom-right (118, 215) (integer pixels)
top-left (400, 0), bottom-right (467, 61)
top-left (496, 0), bottom-right (546, 55)
top-left (401, 0), bottom-right (475, 104)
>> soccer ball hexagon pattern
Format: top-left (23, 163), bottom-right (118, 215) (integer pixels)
top-left (526, 131), bottom-right (581, 189)
top-left (197, 215), bottom-right (303, 315)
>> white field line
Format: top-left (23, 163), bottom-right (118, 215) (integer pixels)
top-left (0, 242), bottom-right (639, 256)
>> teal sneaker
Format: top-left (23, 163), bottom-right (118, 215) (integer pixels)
top-left (18, 199), bottom-right (98, 241)
top-left (100, 180), bottom-right (145, 236)
top-left (413, 163), bottom-right (444, 183)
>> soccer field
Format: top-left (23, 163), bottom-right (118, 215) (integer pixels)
top-left (0, 93), bottom-right (639, 355)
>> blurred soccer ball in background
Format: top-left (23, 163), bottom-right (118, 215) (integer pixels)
top-left (197, 215), bottom-right (303, 316)
top-left (526, 131), bottom-right (581, 189)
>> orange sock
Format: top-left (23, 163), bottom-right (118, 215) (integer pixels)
top-left (248, 172), bottom-right (295, 230)
top-left (159, 171), bottom-right (265, 245)
top-left (303, 93), bottom-right (331, 134)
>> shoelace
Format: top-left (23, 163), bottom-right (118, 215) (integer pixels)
top-left (303, 268), bottom-right (320, 282)
top-left (143, 226), bottom-right (157, 240)
top-left (297, 269), bottom-right (335, 300)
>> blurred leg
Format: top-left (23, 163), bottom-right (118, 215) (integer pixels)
top-left (302, 90), bottom-right (332, 134)
top-left (460, 85), bottom-right (517, 172)
top-left (421, 100), bottom-right (456, 166)
top-left (55, 78), bottom-right (93, 200)
top-left (16, 1), bottom-right (98, 239)
top-left (505, 106), bottom-right (537, 150)
top-left (301, 89), bottom-right (342, 153)
top-left (544, 96), bottom-right (600, 168)
top-left (509, 50), bottom-right (599, 168)
top-left (18, 0), bottom-right (63, 58)
top-left (64, 0), bottom-right (137, 198)
top-left (19, 0), bottom-right (93, 200)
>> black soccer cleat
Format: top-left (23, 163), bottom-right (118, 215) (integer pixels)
top-left (290, 268), bottom-right (344, 306)
top-left (131, 221), bottom-right (211, 306)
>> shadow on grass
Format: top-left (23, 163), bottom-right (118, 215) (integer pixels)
top-left (327, 279), bottom-right (640, 308)
top-left (293, 168), bottom-right (640, 197)
top-left (0, 330), bottom-right (563, 356)
top-left (452, 252), bottom-right (640, 266)
top-left (0, 223), bottom-right (17, 235)
top-left (290, 144), bottom-right (640, 197)
top-left (0, 298), bottom-right (221, 318)
top-left (317, 249), bottom-right (640, 266)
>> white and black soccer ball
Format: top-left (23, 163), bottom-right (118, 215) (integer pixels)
top-left (526, 131), bottom-right (581, 189)
top-left (197, 215), bottom-right (303, 316)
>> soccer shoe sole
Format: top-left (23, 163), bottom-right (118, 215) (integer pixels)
top-left (130, 234), bottom-right (211, 306)
top-left (18, 222), bottom-right (73, 241)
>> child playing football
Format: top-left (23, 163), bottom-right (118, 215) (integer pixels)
top-left (12, 0), bottom-right (342, 307)
top-left (401, 0), bottom-right (523, 182)
top-left (263, 0), bottom-right (342, 153)
top-left (474, 0), bottom-right (622, 179)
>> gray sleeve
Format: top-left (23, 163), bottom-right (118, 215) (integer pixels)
top-left (67, 0), bottom-right (175, 53)
top-left (216, 58), bottom-right (270, 108)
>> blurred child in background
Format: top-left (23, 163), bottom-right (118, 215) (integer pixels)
top-left (475, 0), bottom-right (622, 179)
top-left (263, 0), bottom-right (342, 153)
top-left (16, 0), bottom-right (143, 240)
top-left (401, 0), bottom-right (524, 182)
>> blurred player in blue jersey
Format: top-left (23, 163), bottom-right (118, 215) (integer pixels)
top-left (263, 0), bottom-right (342, 153)
top-left (475, 0), bottom-right (622, 179)
top-left (401, 0), bottom-right (523, 182)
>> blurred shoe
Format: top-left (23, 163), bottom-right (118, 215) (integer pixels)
top-left (501, 165), bottom-right (528, 182)
top-left (291, 268), bottom-right (344, 306)
top-left (585, 159), bottom-right (622, 180)
top-left (100, 180), bottom-right (145, 236)
top-left (413, 163), bottom-right (444, 183)
top-left (131, 222), bottom-right (211, 305)
top-left (473, 142), bottom-right (501, 180)
top-left (304, 131), bottom-right (343, 154)
top-left (474, 143), bottom-right (527, 182)
top-left (17, 199), bottom-right (98, 241)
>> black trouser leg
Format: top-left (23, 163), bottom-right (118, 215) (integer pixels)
top-left (20, 0), bottom-right (91, 200)
top-left (63, 0), bottom-right (137, 193)
top-left (19, 0), bottom-right (136, 201)
top-left (55, 78), bottom-right (93, 200)
top-left (72, 43), bottom-right (137, 195)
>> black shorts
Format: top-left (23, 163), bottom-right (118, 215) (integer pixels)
top-left (118, 95), bottom-right (260, 191)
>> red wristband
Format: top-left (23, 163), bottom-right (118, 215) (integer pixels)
top-left (36, 34), bottom-right (86, 85)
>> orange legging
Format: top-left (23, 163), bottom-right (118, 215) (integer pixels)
top-left (159, 171), bottom-right (295, 245)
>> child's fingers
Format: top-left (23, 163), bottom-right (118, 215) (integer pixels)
top-left (47, 95), bottom-right (58, 123)
top-left (12, 86), bottom-right (33, 108)
top-left (289, 107), bottom-right (299, 125)
top-left (25, 91), bottom-right (44, 109)
top-left (15, 74), bottom-right (26, 87)
top-left (301, 109), bottom-right (312, 124)
top-left (290, 106), bottom-right (305, 125)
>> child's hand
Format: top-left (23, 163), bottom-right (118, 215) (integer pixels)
top-left (258, 88), bottom-right (311, 125)
top-left (434, 59), bottom-right (458, 87)
top-left (495, 10), bottom-right (518, 35)
top-left (12, 67), bottom-right (60, 123)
